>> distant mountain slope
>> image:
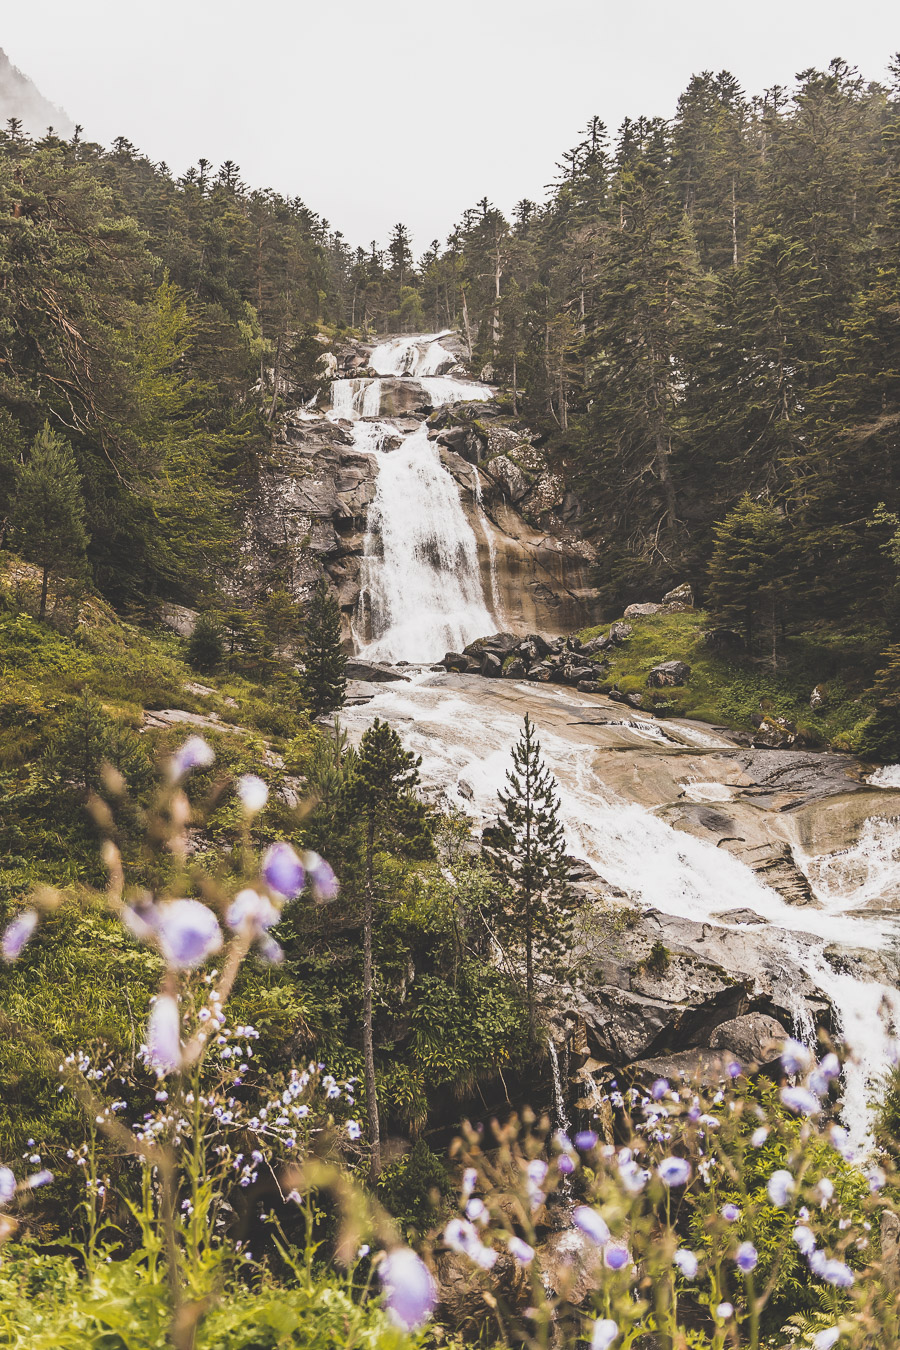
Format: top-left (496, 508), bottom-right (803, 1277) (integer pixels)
top-left (0, 48), bottom-right (73, 136)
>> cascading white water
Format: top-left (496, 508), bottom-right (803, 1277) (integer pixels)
top-left (353, 425), bottom-right (496, 663)
top-left (370, 331), bottom-right (458, 377)
top-left (472, 465), bottom-right (505, 626)
top-left (331, 378), bottom-right (382, 419)
top-left (338, 673), bottom-right (900, 1149)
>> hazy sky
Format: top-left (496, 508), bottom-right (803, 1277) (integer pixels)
top-left (4, 1), bottom-right (898, 253)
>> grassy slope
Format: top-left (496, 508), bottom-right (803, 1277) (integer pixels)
top-left (576, 608), bottom-right (883, 751)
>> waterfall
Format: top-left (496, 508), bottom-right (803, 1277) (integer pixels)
top-left (353, 425), bottom-right (495, 663)
top-left (338, 673), bottom-right (900, 1148)
top-left (370, 331), bottom-right (457, 377)
top-left (548, 1039), bottom-right (572, 1135)
top-left (331, 378), bottom-right (382, 419)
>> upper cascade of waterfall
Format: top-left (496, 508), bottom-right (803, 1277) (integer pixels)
top-left (369, 331), bottom-right (458, 377)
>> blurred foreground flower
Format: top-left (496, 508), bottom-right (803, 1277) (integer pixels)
top-left (1, 909), bottom-right (38, 962)
top-left (147, 995), bottom-right (183, 1075)
top-left (171, 735), bottom-right (214, 779)
top-left (156, 899), bottom-right (223, 970)
top-left (262, 842), bottom-right (305, 899)
top-left (378, 1247), bottom-right (436, 1330)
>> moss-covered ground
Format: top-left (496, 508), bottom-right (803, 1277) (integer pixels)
top-left (576, 608), bottom-right (885, 752)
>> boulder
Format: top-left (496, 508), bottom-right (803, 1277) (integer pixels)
top-left (526, 663), bottom-right (553, 682)
top-left (752, 716), bottom-right (797, 750)
top-left (483, 455), bottom-right (529, 503)
top-left (518, 634), bottom-right (551, 662)
top-left (663, 582), bottom-right (694, 607)
top-left (524, 632), bottom-right (551, 658)
top-left (577, 680), bottom-right (605, 693)
top-left (502, 658), bottom-right (527, 679)
top-left (624, 602), bottom-right (666, 619)
top-left (345, 660), bottom-right (408, 683)
top-left (442, 651), bottom-right (469, 672)
top-left (709, 1012), bottom-right (789, 1066)
top-left (648, 660), bottom-right (691, 687)
top-left (582, 634), bottom-right (612, 655)
top-left (624, 692), bottom-right (644, 708)
top-left (609, 622), bottom-right (633, 643)
top-left (481, 652), bottom-right (503, 678)
top-left (563, 664), bottom-right (596, 685)
top-left (464, 632), bottom-right (520, 657)
top-left (435, 425), bottom-right (480, 464)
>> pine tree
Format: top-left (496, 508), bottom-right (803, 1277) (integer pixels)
top-left (10, 423), bottom-right (89, 619)
top-left (858, 645), bottom-right (900, 762)
top-left (484, 715), bottom-right (575, 1034)
top-left (343, 719), bottom-right (432, 1181)
top-left (301, 579), bottom-right (347, 718)
top-left (707, 494), bottom-right (791, 664)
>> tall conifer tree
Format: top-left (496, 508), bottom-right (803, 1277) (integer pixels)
top-left (301, 579), bottom-right (347, 718)
top-left (11, 423), bottom-right (89, 619)
top-left (484, 715), bottom-right (574, 1034)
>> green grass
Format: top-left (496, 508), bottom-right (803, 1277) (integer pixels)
top-left (576, 607), bottom-right (883, 748)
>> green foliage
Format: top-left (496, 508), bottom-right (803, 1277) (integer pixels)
top-left (483, 714), bottom-right (575, 1026)
top-left (186, 613), bottom-right (226, 673)
top-left (301, 579), bottom-right (347, 719)
top-left (707, 495), bottom-right (791, 659)
top-left (9, 424), bottom-right (89, 619)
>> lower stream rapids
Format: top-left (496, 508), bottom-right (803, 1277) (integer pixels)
top-left (328, 332), bottom-right (900, 1151)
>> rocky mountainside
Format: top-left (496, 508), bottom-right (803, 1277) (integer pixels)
top-left (241, 334), bottom-right (601, 643)
top-left (0, 49), bottom-right (73, 137)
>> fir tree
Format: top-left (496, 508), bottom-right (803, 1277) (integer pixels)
top-left (858, 645), bottom-right (900, 762)
top-left (301, 580), bottom-right (347, 718)
top-left (343, 719), bottom-right (432, 1181)
top-left (10, 423), bottom-right (89, 619)
top-left (707, 494), bottom-right (791, 664)
top-left (484, 715), bottom-right (575, 1034)
top-left (186, 613), bottom-right (225, 673)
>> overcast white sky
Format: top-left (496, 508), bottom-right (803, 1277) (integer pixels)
top-left (4, 1), bottom-right (898, 253)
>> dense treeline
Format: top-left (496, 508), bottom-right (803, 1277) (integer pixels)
top-left (400, 59), bottom-right (900, 630)
top-left (0, 120), bottom-right (354, 608)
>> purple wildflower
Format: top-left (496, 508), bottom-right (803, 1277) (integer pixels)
top-left (574, 1129), bottom-right (598, 1151)
top-left (591, 1319), bottom-right (619, 1350)
top-left (171, 735), bottom-right (214, 779)
top-left (605, 1243), bottom-right (630, 1270)
top-left (27, 1170), bottom-right (53, 1189)
top-left (820, 1258), bottom-right (855, 1288)
top-left (262, 842), bottom-right (305, 899)
top-left (721, 1202), bottom-right (741, 1222)
top-left (716, 1302), bottom-right (734, 1320)
top-left (736, 1241), bottom-right (758, 1272)
top-left (2, 909), bottom-right (38, 963)
top-left (0, 1167), bottom-right (15, 1206)
top-left (236, 774), bottom-right (268, 813)
top-left (793, 1225), bottom-right (816, 1256)
top-left (619, 1160), bottom-right (646, 1194)
top-left (147, 995), bottom-right (182, 1075)
top-left (156, 899), bottom-right (222, 970)
top-left (557, 1153), bottom-right (575, 1175)
top-left (379, 1248), bottom-right (437, 1330)
top-left (673, 1248), bottom-right (698, 1279)
top-left (508, 1236), bottom-right (535, 1264)
top-left (767, 1169), bottom-right (795, 1208)
top-left (226, 888), bottom-right (279, 937)
top-left (812, 1330), bottom-right (840, 1350)
top-left (651, 1078), bottom-right (669, 1100)
top-left (573, 1205), bottom-right (610, 1246)
top-left (346, 1120), bottom-right (361, 1141)
top-left (658, 1156), bottom-right (691, 1187)
top-left (781, 1085), bottom-right (821, 1116)
top-left (750, 1126), bottom-right (769, 1147)
top-left (781, 1038), bottom-right (812, 1075)
top-left (302, 851), bottom-right (339, 902)
top-left (727, 1060), bottom-right (742, 1078)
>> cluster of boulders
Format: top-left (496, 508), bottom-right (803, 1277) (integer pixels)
top-left (441, 631), bottom-right (611, 692)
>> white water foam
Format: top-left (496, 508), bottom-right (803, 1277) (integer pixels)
top-left (370, 331), bottom-right (457, 377)
top-left (339, 673), bottom-right (900, 1148)
top-left (353, 426), bottom-right (494, 663)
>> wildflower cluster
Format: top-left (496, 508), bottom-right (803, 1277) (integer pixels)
top-left (435, 1039), bottom-right (898, 1348)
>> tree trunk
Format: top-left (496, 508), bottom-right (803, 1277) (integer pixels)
top-left (654, 427), bottom-right (678, 534)
top-left (39, 563), bottom-right (49, 620)
top-left (460, 288), bottom-right (473, 360)
top-left (731, 176), bottom-right (739, 267)
top-left (511, 351), bottom-right (518, 416)
top-left (524, 892), bottom-right (535, 1038)
top-left (362, 817), bottom-right (381, 1183)
top-left (267, 333), bottom-right (283, 424)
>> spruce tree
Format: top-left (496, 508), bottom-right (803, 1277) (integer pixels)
top-left (301, 579), bottom-right (347, 718)
top-left (343, 719), bottom-right (432, 1182)
top-left (10, 423), bottom-right (89, 619)
top-left (484, 715), bottom-right (574, 1034)
top-left (707, 494), bottom-right (791, 663)
top-left (858, 646), bottom-right (900, 762)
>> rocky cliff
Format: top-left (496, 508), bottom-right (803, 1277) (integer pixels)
top-left (241, 334), bottom-right (601, 644)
